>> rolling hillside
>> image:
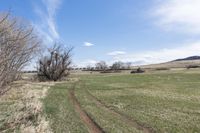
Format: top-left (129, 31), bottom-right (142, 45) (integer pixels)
top-left (139, 56), bottom-right (200, 69)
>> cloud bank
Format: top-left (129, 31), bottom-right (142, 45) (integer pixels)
top-left (110, 42), bottom-right (200, 65)
top-left (153, 0), bottom-right (200, 34)
top-left (77, 41), bottom-right (200, 67)
top-left (75, 59), bottom-right (98, 67)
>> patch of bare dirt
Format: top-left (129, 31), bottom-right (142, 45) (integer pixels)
top-left (69, 88), bottom-right (105, 133)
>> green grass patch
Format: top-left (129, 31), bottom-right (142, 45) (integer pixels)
top-left (43, 83), bottom-right (87, 133)
top-left (75, 85), bottom-right (142, 133)
top-left (77, 72), bottom-right (200, 132)
top-left (44, 71), bottom-right (200, 132)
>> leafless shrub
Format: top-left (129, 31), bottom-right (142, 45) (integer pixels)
top-left (110, 61), bottom-right (132, 70)
top-left (111, 61), bottom-right (124, 70)
top-left (0, 12), bottom-right (40, 92)
top-left (37, 44), bottom-right (73, 81)
top-left (95, 61), bottom-right (107, 71)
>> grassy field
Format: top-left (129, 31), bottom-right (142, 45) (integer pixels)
top-left (44, 69), bottom-right (200, 133)
top-left (0, 81), bottom-right (53, 133)
top-left (43, 82), bottom-right (88, 132)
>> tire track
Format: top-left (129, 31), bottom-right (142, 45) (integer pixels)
top-left (69, 88), bottom-right (105, 133)
top-left (86, 90), bottom-right (155, 133)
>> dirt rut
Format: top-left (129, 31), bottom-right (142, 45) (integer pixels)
top-left (69, 88), bottom-right (105, 133)
top-left (86, 90), bottom-right (155, 133)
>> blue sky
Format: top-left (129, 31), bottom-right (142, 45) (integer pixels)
top-left (1, 0), bottom-right (200, 67)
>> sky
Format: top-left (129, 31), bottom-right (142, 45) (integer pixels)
top-left (1, 0), bottom-right (200, 68)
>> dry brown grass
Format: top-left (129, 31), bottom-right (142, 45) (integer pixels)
top-left (139, 60), bottom-right (200, 69)
top-left (0, 80), bottom-right (54, 133)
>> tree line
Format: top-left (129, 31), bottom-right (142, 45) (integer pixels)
top-left (83, 61), bottom-right (132, 71)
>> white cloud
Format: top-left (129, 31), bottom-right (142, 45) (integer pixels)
top-left (33, 0), bottom-right (62, 44)
top-left (75, 59), bottom-right (98, 67)
top-left (74, 42), bottom-right (200, 67)
top-left (43, 0), bottom-right (61, 39)
top-left (107, 51), bottom-right (126, 56)
top-left (109, 42), bottom-right (200, 65)
top-left (43, 0), bottom-right (61, 16)
top-left (152, 0), bottom-right (200, 34)
top-left (84, 42), bottom-right (94, 47)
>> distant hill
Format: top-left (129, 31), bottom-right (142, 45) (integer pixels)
top-left (135, 56), bottom-right (200, 69)
top-left (174, 56), bottom-right (200, 61)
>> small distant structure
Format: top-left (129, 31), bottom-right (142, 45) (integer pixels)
top-left (130, 67), bottom-right (145, 74)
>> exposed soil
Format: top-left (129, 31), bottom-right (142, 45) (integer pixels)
top-left (86, 90), bottom-right (155, 133)
top-left (69, 88), bottom-right (105, 133)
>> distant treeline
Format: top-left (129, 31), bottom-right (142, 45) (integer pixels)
top-left (73, 61), bottom-right (133, 71)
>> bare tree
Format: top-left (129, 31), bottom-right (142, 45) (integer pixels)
top-left (111, 61), bottom-right (123, 70)
top-left (126, 62), bottom-right (132, 69)
top-left (111, 61), bottom-right (132, 70)
top-left (37, 44), bottom-right (73, 81)
top-left (95, 61), bottom-right (107, 71)
top-left (0, 12), bottom-right (40, 91)
top-left (86, 65), bottom-right (92, 71)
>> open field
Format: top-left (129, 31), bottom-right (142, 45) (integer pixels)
top-left (1, 1), bottom-right (200, 133)
top-left (43, 69), bottom-right (200, 133)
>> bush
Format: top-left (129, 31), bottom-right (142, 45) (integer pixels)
top-left (130, 68), bottom-right (145, 74)
top-left (155, 68), bottom-right (170, 71)
top-left (186, 65), bottom-right (200, 69)
top-left (37, 44), bottom-right (73, 81)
